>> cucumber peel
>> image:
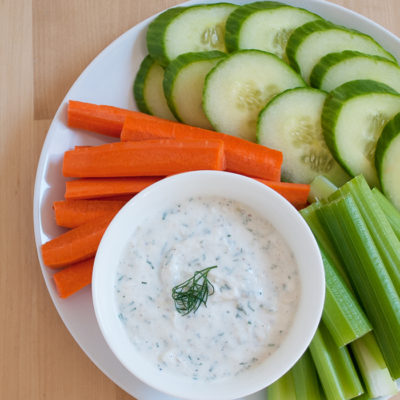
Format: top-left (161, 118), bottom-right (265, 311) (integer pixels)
top-left (310, 50), bottom-right (400, 92)
top-left (322, 79), bottom-right (400, 187)
top-left (163, 51), bottom-right (225, 129)
top-left (286, 20), bottom-right (396, 83)
top-left (225, 1), bottom-right (320, 59)
top-left (147, 3), bottom-right (237, 66)
top-left (375, 112), bottom-right (400, 210)
top-left (133, 55), bottom-right (176, 121)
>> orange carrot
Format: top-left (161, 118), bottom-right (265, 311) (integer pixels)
top-left (67, 100), bottom-right (148, 138)
top-left (94, 194), bottom-right (135, 202)
top-left (62, 139), bottom-right (225, 178)
top-left (66, 101), bottom-right (282, 181)
top-left (41, 213), bottom-right (116, 268)
top-left (120, 115), bottom-right (282, 181)
top-left (53, 258), bottom-right (94, 298)
top-left (65, 177), bottom-right (162, 200)
top-left (53, 199), bottom-right (126, 228)
top-left (254, 178), bottom-right (310, 208)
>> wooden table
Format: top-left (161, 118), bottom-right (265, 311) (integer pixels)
top-left (1, 0), bottom-right (400, 399)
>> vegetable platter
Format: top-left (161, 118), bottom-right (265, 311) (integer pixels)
top-left (33, 0), bottom-right (400, 399)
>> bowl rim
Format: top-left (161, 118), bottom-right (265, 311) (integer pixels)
top-left (92, 170), bottom-right (325, 400)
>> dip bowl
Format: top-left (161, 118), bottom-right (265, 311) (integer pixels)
top-left (92, 170), bottom-right (325, 400)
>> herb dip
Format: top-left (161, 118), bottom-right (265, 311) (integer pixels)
top-left (115, 196), bottom-right (300, 381)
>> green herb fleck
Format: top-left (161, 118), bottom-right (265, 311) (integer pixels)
top-left (172, 266), bottom-right (217, 316)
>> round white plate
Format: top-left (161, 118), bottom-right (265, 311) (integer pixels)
top-left (33, 1), bottom-right (400, 399)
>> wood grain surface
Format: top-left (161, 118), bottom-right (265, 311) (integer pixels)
top-left (1, 0), bottom-right (399, 399)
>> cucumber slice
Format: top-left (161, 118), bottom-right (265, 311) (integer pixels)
top-left (310, 50), bottom-right (400, 92)
top-left (375, 112), bottom-right (400, 210)
top-left (147, 3), bottom-right (237, 66)
top-left (203, 49), bottom-right (305, 142)
top-left (133, 55), bottom-right (176, 121)
top-left (163, 51), bottom-right (225, 129)
top-left (286, 20), bottom-right (396, 83)
top-left (225, 1), bottom-right (321, 60)
top-left (257, 87), bottom-right (349, 185)
top-left (322, 80), bottom-right (400, 187)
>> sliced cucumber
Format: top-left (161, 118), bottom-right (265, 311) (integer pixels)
top-left (203, 49), bottom-right (305, 142)
top-left (375, 112), bottom-right (400, 210)
top-left (147, 3), bottom-right (237, 66)
top-left (310, 50), bottom-right (400, 92)
top-left (225, 2), bottom-right (321, 60)
top-left (163, 51), bottom-right (225, 129)
top-left (257, 87), bottom-right (349, 185)
top-left (286, 20), bottom-right (396, 83)
top-left (322, 80), bottom-right (400, 187)
top-left (133, 55), bottom-right (176, 121)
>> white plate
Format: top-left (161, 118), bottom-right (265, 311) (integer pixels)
top-left (33, 1), bottom-right (400, 399)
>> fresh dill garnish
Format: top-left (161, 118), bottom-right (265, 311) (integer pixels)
top-left (172, 266), bottom-right (217, 316)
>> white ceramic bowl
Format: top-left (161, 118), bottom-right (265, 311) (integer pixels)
top-left (92, 171), bottom-right (325, 400)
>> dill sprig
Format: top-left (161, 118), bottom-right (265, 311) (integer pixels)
top-left (172, 266), bottom-right (218, 316)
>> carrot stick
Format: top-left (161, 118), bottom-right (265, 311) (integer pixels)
top-left (41, 213), bottom-right (116, 268)
top-left (93, 194), bottom-right (135, 202)
top-left (62, 139), bottom-right (225, 178)
top-left (67, 100), bottom-right (147, 138)
top-left (53, 258), bottom-right (94, 298)
top-left (67, 101), bottom-right (282, 181)
top-left (254, 178), bottom-right (310, 208)
top-left (53, 199), bottom-right (126, 228)
top-left (120, 115), bottom-right (282, 181)
top-left (65, 177), bottom-right (162, 199)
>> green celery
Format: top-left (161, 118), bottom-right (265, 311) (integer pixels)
top-left (351, 332), bottom-right (398, 398)
top-left (308, 175), bottom-right (339, 203)
top-left (292, 350), bottom-right (325, 399)
top-left (372, 187), bottom-right (400, 241)
top-left (321, 247), bottom-right (371, 347)
top-left (316, 195), bottom-right (400, 379)
top-left (329, 175), bottom-right (400, 296)
top-left (267, 368), bottom-right (297, 400)
top-left (352, 393), bottom-right (371, 400)
top-left (301, 203), bottom-right (350, 287)
top-left (302, 203), bottom-right (372, 346)
top-left (309, 322), bottom-right (364, 400)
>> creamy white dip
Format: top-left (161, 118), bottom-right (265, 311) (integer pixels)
top-left (115, 196), bottom-right (300, 381)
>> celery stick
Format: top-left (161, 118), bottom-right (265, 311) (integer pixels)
top-left (301, 203), bottom-right (350, 287)
top-left (330, 175), bottom-right (400, 296)
top-left (352, 393), bottom-right (371, 400)
top-left (372, 187), bottom-right (400, 241)
top-left (267, 369), bottom-right (297, 400)
top-left (308, 175), bottom-right (339, 203)
top-left (321, 247), bottom-right (371, 347)
top-left (316, 195), bottom-right (400, 379)
top-left (309, 322), bottom-right (364, 400)
top-left (351, 332), bottom-right (398, 398)
top-left (292, 350), bottom-right (325, 399)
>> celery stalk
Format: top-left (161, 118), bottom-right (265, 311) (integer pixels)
top-left (309, 322), bottom-right (364, 400)
top-left (267, 369), bottom-right (297, 400)
top-left (352, 393), bottom-right (371, 400)
top-left (372, 187), bottom-right (400, 241)
top-left (301, 203), bottom-right (350, 287)
top-left (329, 175), bottom-right (400, 296)
top-left (321, 247), bottom-right (371, 347)
top-left (292, 350), bottom-right (324, 399)
top-left (351, 332), bottom-right (398, 398)
top-left (316, 195), bottom-right (400, 379)
top-left (308, 175), bottom-right (339, 203)
top-left (302, 203), bottom-right (372, 348)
